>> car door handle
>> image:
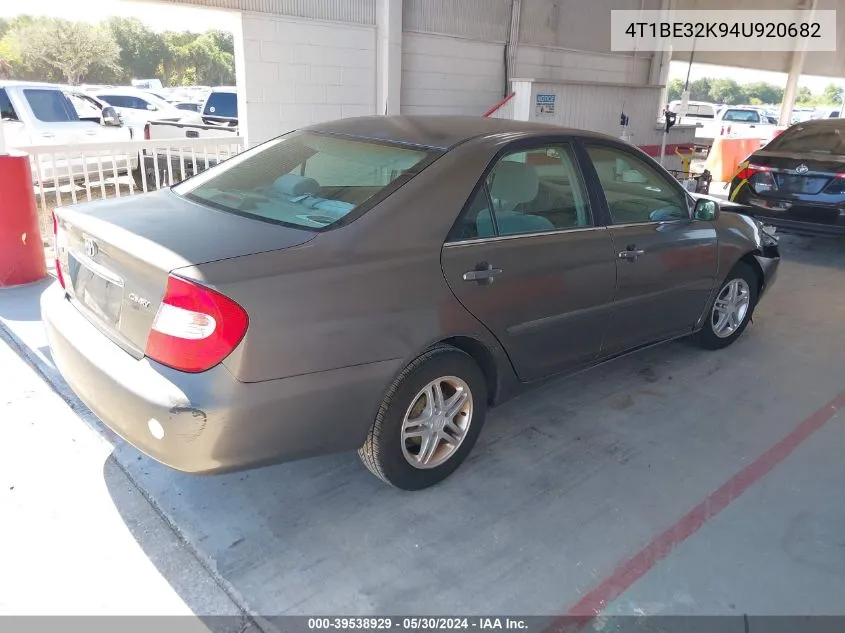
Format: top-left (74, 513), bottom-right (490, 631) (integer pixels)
top-left (463, 263), bottom-right (503, 285)
top-left (40, 133), bottom-right (56, 138)
top-left (618, 248), bottom-right (645, 260)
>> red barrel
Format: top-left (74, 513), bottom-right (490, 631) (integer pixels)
top-left (0, 151), bottom-right (47, 287)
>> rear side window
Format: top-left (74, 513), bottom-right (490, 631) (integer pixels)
top-left (722, 109), bottom-right (760, 123)
top-left (204, 92), bottom-right (237, 118)
top-left (24, 89), bottom-right (80, 123)
top-left (766, 123), bottom-right (845, 155)
top-left (0, 89), bottom-right (18, 121)
top-left (100, 95), bottom-right (151, 110)
top-left (173, 131), bottom-right (439, 231)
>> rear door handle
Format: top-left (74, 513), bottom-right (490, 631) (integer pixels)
top-left (463, 263), bottom-right (503, 285)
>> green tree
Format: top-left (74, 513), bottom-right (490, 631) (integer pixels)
top-left (688, 78), bottom-right (712, 102)
top-left (666, 78), bottom-right (684, 102)
top-left (18, 19), bottom-right (120, 84)
top-left (708, 78), bottom-right (746, 105)
top-left (106, 17), bottom-right (168, 83)
top-left (743, 81), bottom-right (783, 106)
top-left (822, 83), bottom-right (844, 106)
top-left (796, 86), bottom-right (815, 105)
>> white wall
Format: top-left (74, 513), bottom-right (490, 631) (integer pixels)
top-left (239, 12), bottom-right (377, 146)
top-left (515, 46), bottom-right (652, 85)
top-left (400, 32), bottom-right (505, 116)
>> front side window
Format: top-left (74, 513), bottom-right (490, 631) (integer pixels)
top-left (585, 145), bottom-right (689, 224)
top-left (450, 143), bottom-right (592, 241)
top-left (24, 89), bottom-right (80, 123)
top-left (173, 131), bottom-right (439, 231)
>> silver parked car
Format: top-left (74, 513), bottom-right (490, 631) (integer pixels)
top-left (43, 117), bottom-right (780, 489)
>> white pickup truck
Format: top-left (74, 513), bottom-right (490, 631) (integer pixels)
top-left (693, 106), bottom-right (775, 149)
top-left (135, 86), bottom-right (239, 190)
top-left (0, 80), bottom-right (135, 184)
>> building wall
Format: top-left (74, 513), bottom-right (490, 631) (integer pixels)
top-left (401, 33), bottom-right (504, 116)
top-left (239, 12), bottom-right (377, 145)
top-left (515, 46), bottom-right (652, 85)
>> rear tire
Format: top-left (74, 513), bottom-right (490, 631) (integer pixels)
top-left (359, 345), bottom-right (487, 490)
top-left (694, 261), bottom-right (758, 350)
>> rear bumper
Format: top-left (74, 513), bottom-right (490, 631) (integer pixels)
top-left (751, 215), bottom-right (845, 237)
top-left (41, 283), bottom-right (400, 474)
top-left (731, 187), bottom-right (845, 236)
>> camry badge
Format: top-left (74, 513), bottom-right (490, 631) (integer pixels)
top-left (128, 293), bottom-right (152, 310)
top-left (795, 164), bottom-right (809, 174)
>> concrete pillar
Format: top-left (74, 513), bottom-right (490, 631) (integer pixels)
top-left (779, 0), bottom-right (817, 126)
top-left (231, 13), bottom-right (251, 147)
top-left (376, 0), bottom-right (402, 115)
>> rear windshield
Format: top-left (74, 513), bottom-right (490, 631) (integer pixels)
top-left (24, 89), bottom-right (80, 123)
top-left (203, 92), bottom-right (237, 118)
top-left (173, 131), bottom-right (440, 230)
top-left (766, 123), bottom-right (845, 155)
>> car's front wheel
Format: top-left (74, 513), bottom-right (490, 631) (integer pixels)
top-left (694, 261), bottom-right (758, 349)
top-left (359, 346), bottom-right (487, 490)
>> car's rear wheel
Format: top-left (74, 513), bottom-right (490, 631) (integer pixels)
top-left (694, 261), bottom-right (758, 349)
top-left (359, 346), bottom-right (487, 490)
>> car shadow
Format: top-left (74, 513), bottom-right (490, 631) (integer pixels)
top-left (99, 335), bottom-right (755, 617)
top-left (774, 232), bottom-right (845, 269)
top-left (0, 277), bottom-right (53, 322)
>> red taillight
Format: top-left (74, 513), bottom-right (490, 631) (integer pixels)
top-left (735, 162), bottom-right (771, 181)
top-left (145, 275), bottom-right (248, 373)
top-left (143, 123), bottom-right (151, 140)
top-left (52, 211), bottom-right (65, 289)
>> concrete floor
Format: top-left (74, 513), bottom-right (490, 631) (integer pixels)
top-left (1, 232), bottom-right (844, 624)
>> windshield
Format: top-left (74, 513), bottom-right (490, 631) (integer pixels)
top-left (24, 89), bottom-right (80, 123)
top-left (766, 123), bottom-right (845, 156)
top-left (173, 131), bottom-right (440, 230)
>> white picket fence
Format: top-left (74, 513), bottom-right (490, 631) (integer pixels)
top-left (16, 136), bottom-right (246, 216)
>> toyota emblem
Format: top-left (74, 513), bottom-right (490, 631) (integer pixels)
top-left (795, 164), bottom-right (809, 174)
top-left (84, 237), bottom-right (99, 258)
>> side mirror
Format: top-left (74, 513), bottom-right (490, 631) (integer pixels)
top-left (694, 197), bottom-right (719, 221)
top-left (102, 106), bottom-right (121, 127)
top-left (146, 104), bottom-right (157, 111)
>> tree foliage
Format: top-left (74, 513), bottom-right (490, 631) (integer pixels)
top-left (0, 15), bottom-right (235, 86)
top-left (666, 75), bottom-right (838, 108)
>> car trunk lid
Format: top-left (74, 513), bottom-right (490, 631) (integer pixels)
top-left (751, 151), bottom-right (845, 196)
top-left (55, 190), bottom-right (315, 358)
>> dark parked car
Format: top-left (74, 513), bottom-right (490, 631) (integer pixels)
top-left (43, 116), bottom-right (780, 490)
top-left (729, 119), bottom-right (845, 235)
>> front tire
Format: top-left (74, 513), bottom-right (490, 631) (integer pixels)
top-left (359, 346), bottom-right (487, 490)
top-left (694, 261), bottom-right (758, 349)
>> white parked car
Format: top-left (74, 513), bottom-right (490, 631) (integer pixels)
top-left (92, 87), bottom-right (186, 128)
top-left (0, 80), bottom-right (135, 184)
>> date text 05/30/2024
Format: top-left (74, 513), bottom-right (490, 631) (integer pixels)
top-left (307, 618), bottom-right (529, 631)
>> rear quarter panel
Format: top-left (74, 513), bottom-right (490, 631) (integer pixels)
top-left (178, 138), bottom-right (519, 396)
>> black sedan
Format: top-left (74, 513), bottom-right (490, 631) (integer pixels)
top-left (729, 119), bottom-right (845, 235)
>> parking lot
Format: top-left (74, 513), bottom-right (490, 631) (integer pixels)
top-left (1, 231), bottom-right (844, 623)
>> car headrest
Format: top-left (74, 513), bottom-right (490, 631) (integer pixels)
top-left (273, 174), bottom-right (320, 197)
top-left (489, 161), bottom-right (539, 203)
